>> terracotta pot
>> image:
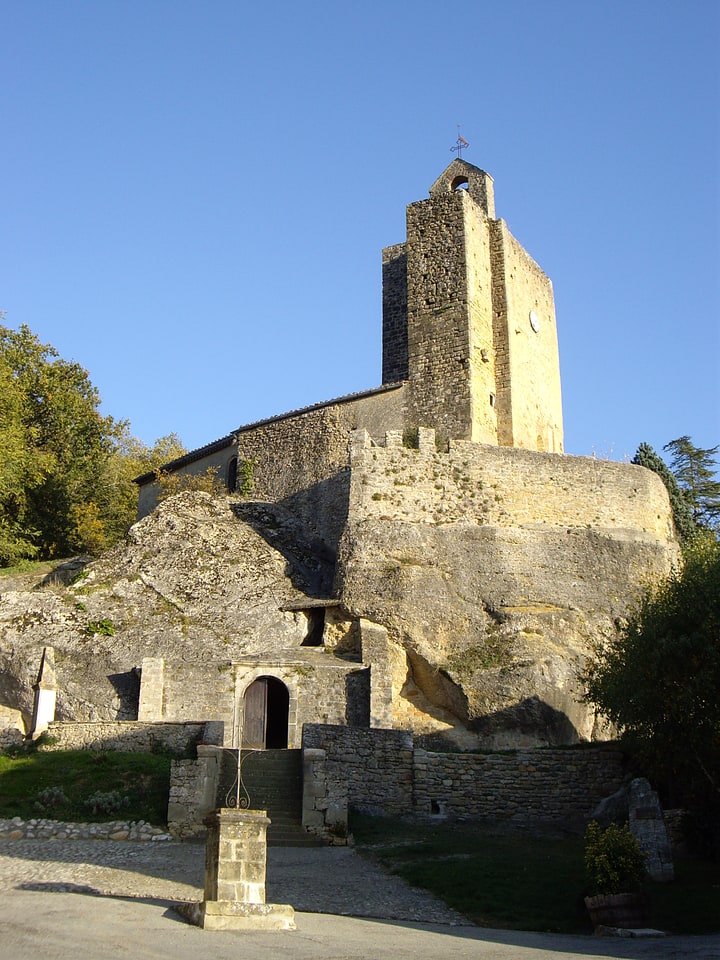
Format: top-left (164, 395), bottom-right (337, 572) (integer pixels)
top-left (584, 892), bottom-right (644, 929)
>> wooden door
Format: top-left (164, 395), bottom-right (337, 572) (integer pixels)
top-left (242, 679), bottom-right (267, 749)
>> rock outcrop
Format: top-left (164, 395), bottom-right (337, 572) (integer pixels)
top-left (0, 492), bottom-right (332, 729)
top-left (0, 431), bottom-right (680, 751)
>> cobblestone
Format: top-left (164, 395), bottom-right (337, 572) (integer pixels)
top-left (0, 838), bottom-right (466, 924)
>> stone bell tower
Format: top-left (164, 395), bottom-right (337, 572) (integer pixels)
top-left (382, 159), bottom-right (563, 453)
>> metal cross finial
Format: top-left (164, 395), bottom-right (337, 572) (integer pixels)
top-left (451, 126), bottom-right (469, 159)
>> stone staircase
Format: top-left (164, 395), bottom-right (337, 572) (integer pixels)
top-left (219, 749), bottom-right (324, 846)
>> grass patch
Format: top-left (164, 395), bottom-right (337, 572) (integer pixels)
top-left (350, 814), bottom-right (720, 935)
top-left (0, 750), bottom-right (170, 826)
top-left (0, 559), bottom-right (59, 578)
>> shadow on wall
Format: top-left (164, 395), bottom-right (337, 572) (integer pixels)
top-left (470, 695), bottom-right (583, 747)
top-left (230, 472), bottom-right (351, 598)
top-left (108, 670), bottom-right (141, 721)
top-left (412, 696), bottom-right (585, 752)
top-left (345, 668), bottom-right (370, 727)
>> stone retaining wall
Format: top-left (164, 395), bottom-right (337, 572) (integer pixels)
top-left (413, 745), bottom-right (625, 825)
top-left (302, 724), bottom-right (414, 817)
top-left (301, 723), bottom-right (626, 839)
top-left (44, 721), bottom-right (208, 754)
top-left (0, 817), bottom-right (170, 841)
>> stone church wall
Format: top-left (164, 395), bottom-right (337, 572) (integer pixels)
top-left (137, 657), bottom-right (370, 749)
top-left (137, 383), bottom-right (407, 554)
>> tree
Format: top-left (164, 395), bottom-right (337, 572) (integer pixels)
top-left (583, 534), bottom-right (720, 835)
top-left (663, 436), bottom-right (720, 531)
top-left (632, 442), bottom-right (696, 544)
top-left (0, 322), bottom-right (186, 564)
top-left (0, 322), bottom-right (121, 562)
top-left (91, 427), bottom-right (187, 549)
top-left (0, 351), bottom-right (51, 563)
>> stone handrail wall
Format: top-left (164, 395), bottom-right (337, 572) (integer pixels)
top-left (43, 720), bottom-right (207, 754)
top-left (167, 746), bottom-right (222, 839)
top-left (302, 724), bottom-right (414, 817)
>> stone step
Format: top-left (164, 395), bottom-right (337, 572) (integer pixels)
top-left (217, 749), bottom-right (306, 846)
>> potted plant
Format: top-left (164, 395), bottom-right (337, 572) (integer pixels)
top-left (584, 820), bottom-right (647, 930)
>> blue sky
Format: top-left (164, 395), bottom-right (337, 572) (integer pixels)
top-left (2, 0), bottom-right (718, 464)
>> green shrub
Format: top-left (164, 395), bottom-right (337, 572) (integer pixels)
top-left (584, 821), bottom-right (646, 895)
top-left (85, 618), bottom-right (115, 637)
top-left (83, 789), bottom-right (130, 816)
top-left (34, 785), bottom-right (68, 813)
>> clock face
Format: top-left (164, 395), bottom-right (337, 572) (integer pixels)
top-left (529, 310), bottom-right (540, 333)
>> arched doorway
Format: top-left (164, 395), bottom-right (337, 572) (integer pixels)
top-left (242, 676), bottom-right (289, 749)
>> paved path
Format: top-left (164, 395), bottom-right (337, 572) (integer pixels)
top-left (0, 837), bottom-right (463, 922)
top-left (2, 838), bottom-right (719, 960)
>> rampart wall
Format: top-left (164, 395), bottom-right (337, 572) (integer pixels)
top-left (348, 433), bottom-right (674, 537)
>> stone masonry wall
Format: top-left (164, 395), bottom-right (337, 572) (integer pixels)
top-left (234, 386), bottom-right (406, 552)
top-left (302, 723), bottom-right (414, 816)
top-left (414, 745), bottom-right (625, 824)
top-left (153, 658), bottom-right (366, 749)
top-left (43, 720), bottom-right (207, 754)
top-left (137, 385), bottom-right (407, 552)
top-left (335, 430), bottom-right (678, 744)
top-left (349, 434), bottom-right (674, 539)
top-left (167, 745), bottom-right (221, 838)
top-left (382, 242), bottom-right (408, 383)
top-left (302, 723), bottom-right (625, 831)
top-left (405, 191), bottom-right (478, 443)
top-left (0, 818), bottom-right (170, 841)
top-left (491, 220), bottom-right (563, 453)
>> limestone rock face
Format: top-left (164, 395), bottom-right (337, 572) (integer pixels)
top-left (334, 439), bottom-right (680, 748)
top-left (0, 492), bottom-right (330, 727)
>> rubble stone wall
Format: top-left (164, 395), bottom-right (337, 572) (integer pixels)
top-left (302, 723), bottom-right (625, 830)
top-left (413, 745), bottom-right (625, 824)
top-left (43, 720), bottom-right (206, 754)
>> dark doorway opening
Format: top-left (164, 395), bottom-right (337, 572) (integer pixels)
top-left (242, 676), bottom-right (289, 749)
top-left (301, 608), bottom-right (325, 646)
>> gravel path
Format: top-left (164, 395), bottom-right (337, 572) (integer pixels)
top-left (0, 838), bottom-right (467, 924)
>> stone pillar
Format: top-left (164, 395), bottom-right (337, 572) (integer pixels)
top-left (359, 619), bottom-right (393, 728)
top-left (137, 657), bottom-right (164, 721)
top-left (205, 808), bottom-right (269, 904)
top-left (177, 808), bottom-right (295, 930)
top-left (167, 745), bottom-right (222, 839)
top-left (30, 647), bottom-right (57, 739)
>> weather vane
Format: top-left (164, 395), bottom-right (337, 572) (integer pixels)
top-left (451, 126), bottom-right (469, 159)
